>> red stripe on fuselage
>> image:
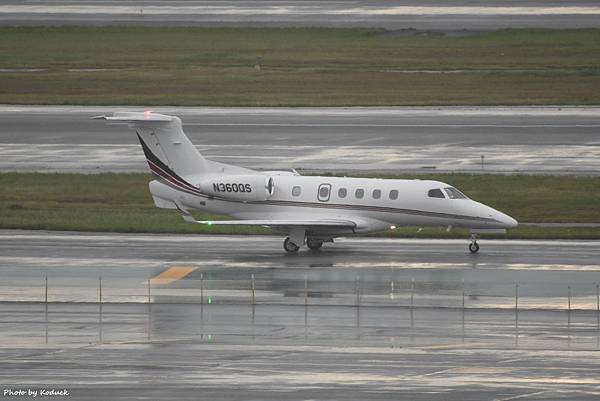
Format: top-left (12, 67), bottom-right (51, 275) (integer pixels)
top-left (146, 159), bottom-right (207, 197)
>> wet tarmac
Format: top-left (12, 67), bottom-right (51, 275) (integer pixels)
top-left (2, 106), bottom-right (600, 174)
top-left (1, 230), bottom-right (600, 399)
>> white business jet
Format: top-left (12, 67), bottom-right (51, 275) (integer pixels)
top-left (95, 111), bottom-right (517, 253)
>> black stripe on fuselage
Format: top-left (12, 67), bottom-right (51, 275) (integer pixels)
top-left (147, 159), bottom-right (207, 197)
top-left (136, 132), bottom-right (208, 197)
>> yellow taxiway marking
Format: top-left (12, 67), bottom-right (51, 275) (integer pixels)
top-left (150, 265), bottom-right (198, 285)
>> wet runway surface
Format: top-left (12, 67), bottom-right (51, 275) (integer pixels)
top-left (1, 230), bottom-right (600, 399)
top-left (2, 0), bottom-right (600, 30)
top-left (3, 303), bottom-right (600, 400)
top-left (2, 106), bottom-right (600, 174)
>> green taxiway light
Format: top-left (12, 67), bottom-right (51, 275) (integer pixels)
top-left (208, 296), bottom-right (213, 304)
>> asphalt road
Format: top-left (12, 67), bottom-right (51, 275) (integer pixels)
top-left (2, 0), bottom-right (600, 30)
top-left (1, 231), bottom-right (600, 400)
top-left (1, 105), bottom-right (599, 174)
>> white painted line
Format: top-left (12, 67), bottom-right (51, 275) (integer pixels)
top-left (2, 105), bottom-right (600, 117)
top-left (0, 231), bottom-right (599, 248)
top-left (2, 6), bottom-right (600, 16)
top-left (2, 143), bottom-right (600, 173)
top-left (186, 123), bottom-right (600, 128)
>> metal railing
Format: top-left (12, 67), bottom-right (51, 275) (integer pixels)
top-left (1, 275), bottom-right (599, 313)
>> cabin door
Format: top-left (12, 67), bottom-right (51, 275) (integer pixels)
top-left (317, 183), bottom-right (331, 202)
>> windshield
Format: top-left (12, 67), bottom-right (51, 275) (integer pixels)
top-left (427, 188), bottom-right (445, 199)
top-left (444, 187), bottom-right (468, 199)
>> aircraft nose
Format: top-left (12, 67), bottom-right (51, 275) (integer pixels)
top-left (468, 201), bottom-right (518, 229)
top-left (497, 211), bottom-right (518, 229)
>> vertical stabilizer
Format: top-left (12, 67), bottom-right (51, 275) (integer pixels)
top-left (93, 111), bottom-right (210, 177)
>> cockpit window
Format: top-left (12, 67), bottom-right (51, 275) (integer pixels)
top-left (428, 188), bottom-right (445, 199)
top-left (444, 187), bottom-right (468, 199)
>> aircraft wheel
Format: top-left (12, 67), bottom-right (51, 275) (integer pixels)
top-left (469, 241), bottom-right (480, 254)
top-left (283, 237), bottom-right (300, 253)
top-left (306, 238), bottom-right (323, 251)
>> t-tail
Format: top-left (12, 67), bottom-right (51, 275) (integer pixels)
top-left (92, 111), bottom-right (255, 208)
top-left (93, 111), bottom-right (211, 176)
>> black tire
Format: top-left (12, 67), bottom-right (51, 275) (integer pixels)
top-left (306, 238), bottom-right (323, 251)
top-left (284, 237), bottom-right (300, 253)
top-left (469, 242), bottom-right (480, 254)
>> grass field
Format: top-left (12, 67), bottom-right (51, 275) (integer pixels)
top-left (1, 27), bottom-right (599, 105)
top-left (1, 173), bottom-right (599, 239)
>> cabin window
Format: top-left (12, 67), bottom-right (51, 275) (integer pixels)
top-left (292, 186), bottom-right (302, 197)
top-left (428, 188), bottom-right (445, 199)
top-left (389, 189), bottom-right (399, 200)
top-left (318, 183), bottom-right (331, 202)
top-left (372, 189), bottom-right (381, 199)
top-left (444, 187), bottom-right (467, 199)
top-left (355, 188), bottom-right (364, 199)
top-left (338, 187), bottom-right (347, 198)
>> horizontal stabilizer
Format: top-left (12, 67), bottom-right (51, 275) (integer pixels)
top-left (91, 111), bottom-right (174, 124)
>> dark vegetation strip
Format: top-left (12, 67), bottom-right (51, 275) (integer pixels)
top-left (1, 173), bottom-right (599, 239)
top-left (0, 27), bottom-right (599, 106)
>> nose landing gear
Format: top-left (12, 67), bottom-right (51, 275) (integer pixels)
top-left (469, 234), bottom-right (480, 254)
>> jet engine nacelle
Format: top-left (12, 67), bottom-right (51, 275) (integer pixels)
top-left (199, 175), bottom-right (275, 201)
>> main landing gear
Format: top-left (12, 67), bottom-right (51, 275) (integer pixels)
top-left (306, 238), bottom-right (323, 251)
top-left (283, 237), bottom-right (300, 253)
top-left (283, 236), bottom-right (326, 253)
top-left (469, 234), bottom-right (480, 254)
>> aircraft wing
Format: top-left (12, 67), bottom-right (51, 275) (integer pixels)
top-left (175, 206), bottom-right (353, 228)
top-left (193, 219), bottom-right (356, 228)
top-left (175, 204), bottom-right (356, 230)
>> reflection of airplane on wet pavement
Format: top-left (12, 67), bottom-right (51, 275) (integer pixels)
top-left (95, 111), bottom-right (517, 253)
